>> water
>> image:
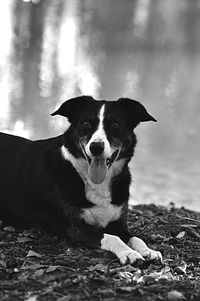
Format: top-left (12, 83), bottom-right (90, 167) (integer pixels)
top-left (128, 52), bottom-right (200, 211)
top-left (0, 0), bottom-right (200, 211)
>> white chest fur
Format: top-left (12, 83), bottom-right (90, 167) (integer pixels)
top-left (81, 180), bottom-right (123, 227)
top-left (61, 145), bottom-right (124, 228)
top-left (80, 159), bottom-right (123, 228)
top-left (81, 203), bottom-right (122, 228)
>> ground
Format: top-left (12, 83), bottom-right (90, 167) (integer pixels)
top-left (0, 203), bottom-right (200, 301)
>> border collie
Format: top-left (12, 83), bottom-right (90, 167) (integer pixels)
top-left (0, 96), bottom-right (162, 264)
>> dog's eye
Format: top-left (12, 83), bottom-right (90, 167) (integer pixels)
top-left (81, 121), bottom-right (91, 130)
top-left (111, 121), bottom-right (121, 129)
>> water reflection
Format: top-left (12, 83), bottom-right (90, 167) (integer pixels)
top-left (0, 0), bottom-right (200, 210)
top-left (0, 1), bottom-right (13, 124)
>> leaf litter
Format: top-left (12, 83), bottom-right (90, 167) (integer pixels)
top-left (0, 204), bottom-right (200, 300)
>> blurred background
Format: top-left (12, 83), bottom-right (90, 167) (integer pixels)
top-left (0, 0), bottom-right (200, 211)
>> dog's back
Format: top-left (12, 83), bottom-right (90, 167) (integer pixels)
top-left (0, 133), bottom-right (31, 224)
top-left (0, 133), bottom-right (67, 232)
top-left (0, 133), bottom-right (31, 191)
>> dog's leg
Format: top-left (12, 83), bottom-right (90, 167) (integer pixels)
top-left (128, 236), bottom-right (162, 261)
top-left (101, 233), bottom-right (144, 264)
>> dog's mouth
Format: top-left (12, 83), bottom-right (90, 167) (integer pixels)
top-left (106, 150), bottom-right (120, 168)
top-left (81, 144), bottom-right (120, 184)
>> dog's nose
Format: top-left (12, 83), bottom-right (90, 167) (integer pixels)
top-left (90, 142), bottom-right (104, 156)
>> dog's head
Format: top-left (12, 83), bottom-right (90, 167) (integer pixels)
top-left (52, 95), bottom-right (156, 184)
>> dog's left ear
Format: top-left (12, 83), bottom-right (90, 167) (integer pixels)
top-left (117, 98), bottom-right (157, 126)
top-left (51, 95), bottom-right (95, 123)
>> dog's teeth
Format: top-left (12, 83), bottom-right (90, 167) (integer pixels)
top-left (106, 150), bottom-right (120, 169)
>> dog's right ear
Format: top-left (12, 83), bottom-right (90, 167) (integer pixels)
top-left (117, 98), bottom-right (157, 127)
top-left (51, 95), bottom-right (95, 123)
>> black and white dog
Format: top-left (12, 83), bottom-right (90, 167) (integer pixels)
top-left (0, 96), bottom-right (162, 264)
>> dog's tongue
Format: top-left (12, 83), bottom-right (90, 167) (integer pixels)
top-left (88, 158), bottom-right (108, 184)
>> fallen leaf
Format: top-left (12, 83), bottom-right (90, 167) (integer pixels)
top-left (88, 263), bottom-right (107, 272)
top-left (21, 264), bottom-right (47, 270)
top-left (176, 231), bottom-right (186, 239)
top-left (190, 229), bottom-right (200, 239)
top-left (0, 253), bottom-right (6, 259)
top-left (167, 290), bottom-right (185, 300)
top-left (151, 233), bottom-right (166, 240)
top-left (177, 215), bottom-right (200, 224)
top-left (190, 256), bottom-right (200, 264)
top-left (4, 226), bottom-right (15, 232)
top-left (22, 229), bottom-right (36, 236)
top-left (46, 265), bottom-right (59, 273)
top-left (98, 288), bottom-right (114, 295)
top-left (34, 269), bottom-right (45, 277)
top-left (27, 250), bottom-right (42, 258)
top-left (163, 237), bottom-right (171, 242)
top-left (132, 269), bottom-right (142, 282)
top-left (158, 217), bottom-right (168, 224)
top-left (56, 296), bottom-right (72, 301)
top-left (181, 224), bottom-right (199, 228)
top-left (174, 260), bottom-right (187, 274)
top-left (110, 264), bottom-right (138, 274)
top-left (24, 296), bottom-right (38, 301)
top-left (0, 260), bottom-right (6, 268)
top-left (119, 271), bottom-right (134, 281)
top-left (117, 286), bottom-right (137, 293)
top-left (17, 236), bottom-right (35, 243)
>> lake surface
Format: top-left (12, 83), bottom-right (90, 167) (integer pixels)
top-left (0, 0), bottom-right (200, 211)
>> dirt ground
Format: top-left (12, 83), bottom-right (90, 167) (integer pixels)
top-left (0, 203), bottom-right (200, 301)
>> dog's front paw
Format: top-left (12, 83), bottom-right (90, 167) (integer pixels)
top-left (128, 237), bottom-right (162, 262)
top-left (101, 234), bottom-right (144, 265)
top-left (117, 249), bottom-right (144, 265)
top-left (142, 248), bottom-right (162, 261)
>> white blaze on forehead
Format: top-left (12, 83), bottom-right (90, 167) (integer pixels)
top-left (98, 104), bottom-right (105, 130)
top-left (85, 104), bottom-right (111, 157)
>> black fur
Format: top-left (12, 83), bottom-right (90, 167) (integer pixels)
top-left (0, 96), bottom-right (156, 248)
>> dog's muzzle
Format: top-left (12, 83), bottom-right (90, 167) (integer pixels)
top-left (81, 143), bottom-right (120, 184)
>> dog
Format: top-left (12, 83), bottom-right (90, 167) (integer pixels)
top-left (0, 95), bottom-right (162, 264)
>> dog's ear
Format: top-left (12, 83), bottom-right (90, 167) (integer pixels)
top-left (117, 98), bottom-right (156, 127)
top-left (51, 95), bottom-right (95, 122)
